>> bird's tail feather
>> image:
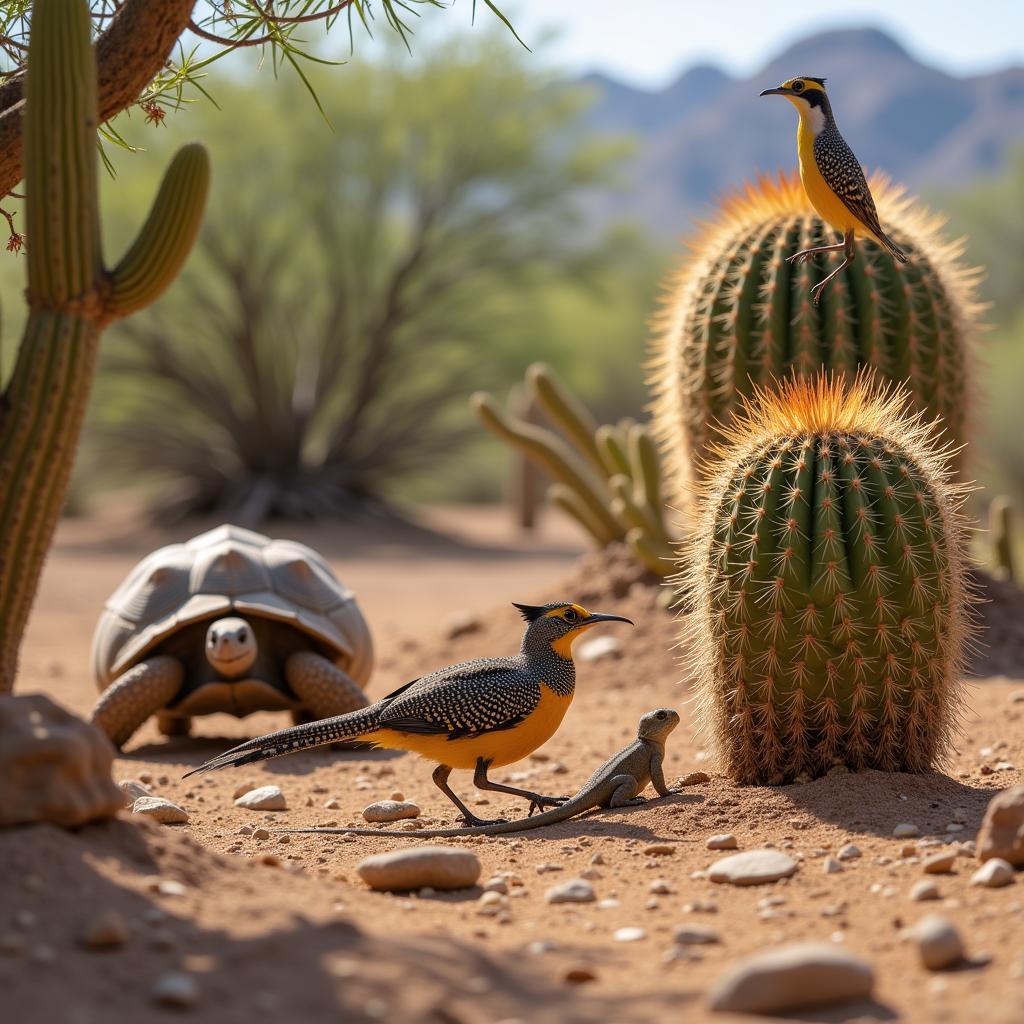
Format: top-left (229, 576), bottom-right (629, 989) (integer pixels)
top-left (183, 705), bottom-right (381, 778)
top-left (876, 229), bottom-right (908, 263)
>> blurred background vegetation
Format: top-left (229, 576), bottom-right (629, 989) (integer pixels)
top-left (0, 17), bottom-right (1021, 523)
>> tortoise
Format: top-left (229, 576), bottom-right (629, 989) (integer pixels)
top-left (89, 524), bottom-right (373, 748)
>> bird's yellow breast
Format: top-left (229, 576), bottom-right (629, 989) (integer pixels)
top-left (362, 685), bottom-right (573, 770)
top-left (797, 118), bottom-right (859, 236)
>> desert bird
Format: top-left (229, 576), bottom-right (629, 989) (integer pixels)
top-left (761, 76), bottom-right (907, 304)
top-left (186, 601), bottom-right (632, 826)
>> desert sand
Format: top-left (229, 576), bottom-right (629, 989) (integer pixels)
top-left (2, 504), bottom-right (1023, 1023)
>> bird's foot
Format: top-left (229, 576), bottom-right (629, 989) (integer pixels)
top-left (786, 249), bottom-right (816, 265)
top-left (527, 794), bottom-right (569, 817)
top-left (810, 280), bottom-right (830, 306)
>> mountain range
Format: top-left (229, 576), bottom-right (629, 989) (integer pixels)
top-left (578, 27), bottom-right (1024, 236)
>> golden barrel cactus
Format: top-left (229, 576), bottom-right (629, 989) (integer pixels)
top-left (683, 373), bottom-right (973, 784)
top-left (648, 172), bottom-right (982, 504)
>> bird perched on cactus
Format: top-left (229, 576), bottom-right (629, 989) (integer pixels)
top-left (683, 372), bottom-right (973, 785)
top-left (186, 602), bottom-right (632, 825)
top-left (760, 76), bottom-right (906, 305)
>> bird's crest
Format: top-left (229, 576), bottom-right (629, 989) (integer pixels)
top-left (513, 602), bottom-right (548, 623)
top-left (804, 76), bottom-right (827, 87)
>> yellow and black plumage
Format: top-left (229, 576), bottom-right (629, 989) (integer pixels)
top-left (185, 601), bottom-right (632, 825)
top-left (761, 75), bottom-right (907, 305)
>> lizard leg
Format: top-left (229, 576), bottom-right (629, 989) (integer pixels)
top-left (90, 656), bottom-right (184, 749)
top-left (473, 758), bottom-right (569, 816)
top-left (284, 651), bottom-right (369, 719)
top-left (432, 764), bottom-right (507, 828)
top-left (607, 774), bottom-right (644, 808)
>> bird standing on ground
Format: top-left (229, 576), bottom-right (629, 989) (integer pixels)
top-left (185, 601), bottom-right (632, 826)
top-left (760, 76), bottom-right (907, 305)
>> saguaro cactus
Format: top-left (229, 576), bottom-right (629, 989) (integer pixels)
top-left (648, 172), bottom-right (982, 506)
top-left (684, 373), bottom-right (972, 784)
top-left (472, 363), bottom-right (674, 576)
top-left (0, 0), bottom-right (209, 692)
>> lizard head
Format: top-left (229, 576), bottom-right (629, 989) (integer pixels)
top-left (638, 707), bottom-right (680, 743)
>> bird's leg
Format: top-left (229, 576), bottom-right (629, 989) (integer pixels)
top-left (431, 763), bottom-right (507, 827)
top-left (473, 757), bottom-right (569, 816)
top-left (809, 230), bottom-right (856, 306)
top-left (786, 236), bottom-right (846, 266)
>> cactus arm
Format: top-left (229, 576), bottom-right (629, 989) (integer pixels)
top-left (625, 527), bottom-right (673, 577)
top-left (526, 363), bottom-right (605, 475)
top-left (595, 425), bottom-right (631, 479)
top-left (548, 484), bottom-right (611, 547)
top-left (990, 496), bottom-right (1017, 582)
top-left (108, 144), bottom-right (210, 320)
top-left (628, 425), bottom-right (668, 540)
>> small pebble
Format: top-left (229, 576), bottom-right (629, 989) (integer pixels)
top-left (914, 915), bottom-right (964, 970)
top-left (971, 858), bottom-right (1014, 888)
top-left (131, 796), bottom-right (188, 825)
top-left (911, 880), bottom-right (941, 902)
top-left (545, 879), bottom-right (596, 905)
top-left (709, 850), bottom-right (798, 886)
top-left (253, 828), bottom-right (270, 841)
top-left (674, 925), bottom-right (720, 946)
top-left (923, 852), bottom-right (957, 875)
top-left (234, 786), bottom-right (287, 811)
top-left (706, 834), bottom-right (737, 851)
top-left (356, 846), bottom-right (480, 892)
top-left (563, 965), bottom-right (597, 984)
top-left (362, 800), bottom-right (420, 823)
top-left (649, 879), bottom-right (674, 895)
top-left (836, 844), bottom-right (862, 861)
top-left (644, 843), bottom-right (675, 856)
top-left (80, 910), bottom-right (130, 950)
top-left (822, 856), bottom-right (843, 875)
top-left (151, 971), bottom-right (199, 1008)
top-left (678, 772), bottom-right (710, 787)
top-left (893, 823), bottom-right (920, 839)
top-left (613, 927), bottom-right (646, 942)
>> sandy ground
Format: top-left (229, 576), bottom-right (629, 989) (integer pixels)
top-left (3, 505), bottom-right (1024, 1023)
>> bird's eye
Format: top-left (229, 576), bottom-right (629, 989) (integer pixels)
top-left (791, 80), bottom-right (804, 93)
top-left (207, 636), bottom-right (215, 646)
top-left (238, 629), bottom-right (248, 642)
top-left (563, 608), bottom-right (578, 623)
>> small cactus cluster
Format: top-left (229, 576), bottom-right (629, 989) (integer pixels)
top-left (0, 0), bottom-right (209, 691)
top-left (648, 172), bottom-right (982, 506)
top-left (472, 364), bottom-right (674, 576)
top-left (684, 373), bottom-right (973, 784)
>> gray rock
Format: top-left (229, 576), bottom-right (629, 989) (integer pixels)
top-left (674, 925), bottom-right (720, 945)
top-left (977, 786), bottom-right (1024, 867)
top-left (362, 800), bottom-right (421, 823)
top-left (152, 971), bottom-right (199, 1008)
top-left (822, 856), bottom-right (843, 874)
top-left (706, 834), bottom-right (737, 850)
top-left (357, 846), bottom-right (481, 892)
top-left (707, 943), bottom-right (874, 1014)
top-left (233, 785), bottom-right (287, 811)
top-left (118, 779), bottom-right (152, 804)
top-left (914, 915), bottom-right (964, 970)
top-left (545, 879), bottom-right (596, 904)
top-left (132, 796), bottom-right (188, 825)
top-left (893, 823), bottom-right (921, 839)
top-left (709, 850), bottom-right (798, 886)
top-left (837, 844), bottom-right (862, 861)
top-left (970, 857), bottom-right (1015, 888)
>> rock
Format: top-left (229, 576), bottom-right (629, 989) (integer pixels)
top-left (356, 846), bottom-right (480, 892)
top-left (977, 786), bottom-right (1024, 867)
top-left (707, 943), bottom-right (874, 1014)
top-left (80, 910), bottom-right (130, 950)
top-left (613, 927), bottom-right (646, 942)
top-left (923, 852), bottom-right (957, 874)
top-left (0, 694), bottom-right (123, 828)
top-left (152, 971), bottom-right (200, 1008)
top-left (837, 844), bottom-right (862, 861)
top-left (643, 843), bottom-right (675, 856)
top-left (563, 965), bottom-right (597, 984)
top-left (914, 915), bottom-right (964, 970)
top-left (971, 858), bottom-right (1015, 888)
top-left (362, 800), bottom-right (420, 823)
top-left (674, 925), bottom-right (720, 945)
top-left (577, 635), bottom-right (622, 662)
top-left (253, 828), bottom-right (270, 840)
top-left (911, 880), bottom-right (941, 902)
top-left (706, 834), bottom-right (737, 850)
top-left (233, 785), bottom-right (287, 811)
top-left (545, 879), bottom-right (596, 905)
top-left (893, 823), bottom-right (921, 839)
top-left (132, 796), bottom-right (188, 825)
top-left (678, 771), bottom-right (710, 787)
top-left (324, 798), bottom-right (342, 810)
top-left (118, 779), bottom-right (152, 804)
top-left (649, 879), bottom-right (674, 895)
top-left (709, 850), bottom-right (798, 886)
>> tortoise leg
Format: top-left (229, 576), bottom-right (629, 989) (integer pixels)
top-left (157, 712), bottom-right (192, 738)
top-left (284, 651), bottom-right (369, 719)
top-left (90, 656), bottom-right (184, 749)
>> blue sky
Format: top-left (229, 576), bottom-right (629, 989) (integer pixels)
top-left (470, 0), bottom-right (1024, 88)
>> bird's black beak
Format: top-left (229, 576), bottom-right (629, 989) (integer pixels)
top-left (760, 87), bottom-right (790, 97)
top-left (584, 612), bottom-right (634, 626)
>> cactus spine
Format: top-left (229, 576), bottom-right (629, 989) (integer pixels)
top-left (685, 373), bottom-right (972, 784)
top-left (648, 172), bottom-right (982, 507)
top-left (472, 363), bottom-right (674, 575)
top-left (0, 0), bottom-right (209, 692)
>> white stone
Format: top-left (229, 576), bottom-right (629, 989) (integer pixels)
top-left (356, 846), bottom-right (480, 892)
top-left (910, 880), bottom-right (941, 902)
top-left (577, 635), bottom-right (622, 663)
top-left (970, 858), bottom-right (1014, 888)
top-left (914, 915), bottom-right (964, 970)
top-left (709, 850), bottom-right (798, 886)
top-left (151, 971), bottom-right (199, 1008)
top-left (893, 823), bottom-right (920, 839)
top-left (706, 834), bottom-right (737, 850)
top-left (131, 796), bottom-right (188, 825)
top-left (836, 844), bottom-right (862, 861)
top-left (613, 927), bottom-right (646, 942)
top-left (822, 857), bottom-right (843, 875)
top-left (545, 879), bottom-right (596, 905)
top-left (362, 800), bottom-right (420, 823)
top-left (118, 779), bottom-right (152, 804)
top-left (233, 785), bottom-right (287, 811)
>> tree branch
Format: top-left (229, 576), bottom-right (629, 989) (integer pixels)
top-left (0, 0), bottom-right (197, 196)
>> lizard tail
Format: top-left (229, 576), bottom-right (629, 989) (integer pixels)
top-left (183, 705), bottom-right (382, 778)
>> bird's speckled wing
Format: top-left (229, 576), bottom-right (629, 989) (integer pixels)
top-left (377, 657), bottom-right (539, 738)
top-left (813, 125), bottom-right (887, 240)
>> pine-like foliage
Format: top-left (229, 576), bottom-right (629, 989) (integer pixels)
top-left (683, 372), bottom-right (974, 784)
top-left (648, 172), bottom-right (983, 506)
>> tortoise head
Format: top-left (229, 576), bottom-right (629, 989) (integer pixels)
top-left (205, 616), bottom-right (257, 678)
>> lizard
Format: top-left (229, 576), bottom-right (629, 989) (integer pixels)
top-left (275, 707), bottom-right (682, 838)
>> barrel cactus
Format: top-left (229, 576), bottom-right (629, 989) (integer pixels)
top-left (684, 373), bottom-right (972, 784)
top-left (0, 0), bottom-right (209, 691)
top-left (648, 172), bottom-right (982, 504)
